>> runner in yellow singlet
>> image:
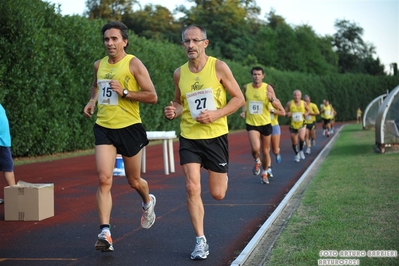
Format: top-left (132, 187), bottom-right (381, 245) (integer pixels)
top-left (303, 95), bottom-right (319, 154)
top-left (285, 90), bottom-right (310, 162)
top-left (320, 100), bottom-right (333, 137)
top-left (240, 69), bottom-right (283, 185)
top-left (164, 25), bottom-right (244, 260)
top-left (357, 107), bottom-right (362, 124)
top-left (83, 21), bottom-right (158, 253)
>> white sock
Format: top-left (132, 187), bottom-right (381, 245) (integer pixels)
top-left (196, 236), bottom-right (206, 243)
top-left (142, 199), bottom-right (152, 209)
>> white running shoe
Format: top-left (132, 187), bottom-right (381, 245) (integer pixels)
top-left (253, 160), bottom-right (261, 175)
top-left (267, 168), bottom-right (273, 178)
top-left (261, 174), bottom-right (270, 184)
top-left (306, 147), bottom-right (311, 154)
top-left (95, 230), bottom-right (114, 252)
top-left (294, 154), bottom-right (300, 162)
top-left (299, 150), bottom-right (305, 160)
top-left (141, 194), bottom-right (156, 229)
top-left (191, 237), bottom-right (209, 260)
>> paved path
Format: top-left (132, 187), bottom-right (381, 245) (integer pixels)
top-left (0, 123), bottom-right (341, 265)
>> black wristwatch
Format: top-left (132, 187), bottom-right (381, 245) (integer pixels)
top-left (122, 89), bottom-right (128, 98)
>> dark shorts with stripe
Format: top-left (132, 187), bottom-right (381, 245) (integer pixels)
top-left (94, 123), bottom-right (149, 157)
top-left (245, 123), bottom-right (272, 136)
top-left (179, 134), bottom-right (229, 173)
top-left (0, 146), bottom-right (14, 172)
top-left (289, 120), bottom-right (306, 133)
top-left (289, 125), bottom-right (306, 134)
top-left (323, 118), bottom-right (332, 125)
top-left (306, 122), bottom-right (316, 130)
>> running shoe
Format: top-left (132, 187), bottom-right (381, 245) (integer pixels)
top-left (261, 174), bottom-right (269, 184)
top-left (0, 199), bottom-right (3, 204)
top-left (325, 130), bottom-right (329, 137)
top-left (267, 168), bottom-right (273, 178)
top-left (141, 194), bottom-right (156, 229)
top-left (299, 150), bottom-right (305, 160)
top-left (95, 230), bottom-right (114, 252)
top-left (253, 160), bottom-right (261, 175)
top-left (190, 237), bottom-right (209, 260)
top-left (312, 139), bottom-right (316, 146)
top-left (275, 154), bottom-right (282, 164)
top-left (306, 147), bottom-right (311, 154)
top-left (294, 153), bottom-right (300, 162)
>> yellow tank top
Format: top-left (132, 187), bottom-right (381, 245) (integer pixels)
top-left (245, 83), bottom-right (271, 126)
top-left (321, 104), bottom-right (333, 119)
top-left (268, 102), bottom-right (279, 126)
top-left (179, 56), bottom-right (228, 139)
top-left (289, 100), bottom-right (306, 129)
top-left (305, 102), bottom-right (319, 124)
top-left (96, 54), bottom-right (141, 129)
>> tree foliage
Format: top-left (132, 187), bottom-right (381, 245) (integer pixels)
top-left (85, 0), bottom-right (388, 76)
top-left (333, 19), bottom-right (385, 75)
top-left (85, 0), bottom-right (135, 21)
top-left (83, 1), bottom-right (390, 76)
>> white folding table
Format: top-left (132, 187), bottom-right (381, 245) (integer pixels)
top-left (142, 131), bottom-right (177, 175)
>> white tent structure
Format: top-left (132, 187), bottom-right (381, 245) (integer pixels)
top-left (362, 93), bottom-right (388, 129)
top-left (375, 85), bottom-right (399, 153)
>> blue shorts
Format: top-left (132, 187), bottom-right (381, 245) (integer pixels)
top-left (94, 123), bottom-right (149, 157)
top-left (179, 135), bottom-right (229, 173)
top-left (0, 146), bottom-right (14, 172)
top-left (271, 124), bottom-right (281, 136)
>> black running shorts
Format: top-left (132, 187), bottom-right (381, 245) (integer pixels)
top-left (179, 134), bottom-right (229, 173)
top-left (94, 123), bottom-right (149, 157)
top-left (245, 123), bottom-right (272, 136)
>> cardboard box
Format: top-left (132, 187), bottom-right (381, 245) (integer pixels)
top-left (4, 181), bottom-right (54, 221)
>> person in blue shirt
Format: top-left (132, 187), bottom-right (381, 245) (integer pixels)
top-left (0, 104), bottom-right (16, 203)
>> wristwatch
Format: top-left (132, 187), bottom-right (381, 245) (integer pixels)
top-left (122, 89), bottom-right (128, 98)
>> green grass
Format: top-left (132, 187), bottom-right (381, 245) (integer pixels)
top-left (267, 124), bottom-right (399, 266)
top-left (13, 149), bottom-right (95, 165)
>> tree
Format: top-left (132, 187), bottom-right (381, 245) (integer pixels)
top-left (294, 25), bottom-right (332, 74)
top-left (85, 0), bottom-right (135, 21)
top-left (123, 4), bottom-right (179, 42)
top-left (178, 0), bottom-right (260, 61)
top-left (333, 19), bottom-right (385, 75)
top-left (265, 9), bottom-right (286, 30)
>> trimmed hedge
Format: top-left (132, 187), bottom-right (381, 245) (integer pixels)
top-left (1, 0), bottom-right (398, 157)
